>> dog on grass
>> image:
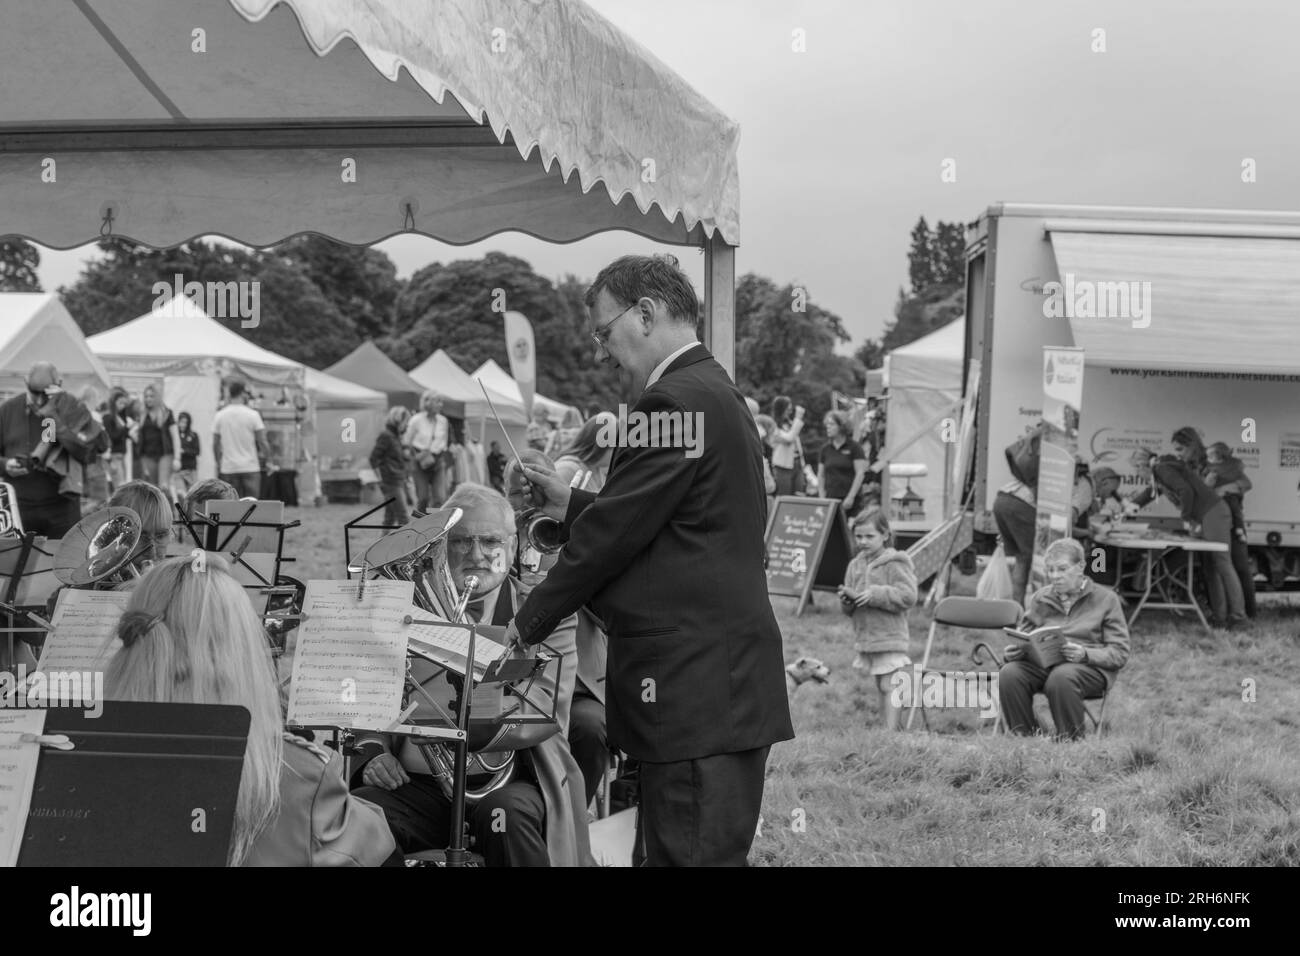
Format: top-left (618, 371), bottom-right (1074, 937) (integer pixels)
top-left (786, 656), bottom-right (830, 694)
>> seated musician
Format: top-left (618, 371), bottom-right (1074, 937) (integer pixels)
top-left (103, 555), bottom-right (399, 866)
top-left (506, 451), bottom-right (609, 811)
top-left (351, 482), bottom-right (591, 866)
top-left (107, 480), bottom-right (175, 570)
top-left (182, 477), bottom-right (239, 519)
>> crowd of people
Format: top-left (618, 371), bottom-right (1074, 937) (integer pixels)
top-left (751, 393), bottom-right (887, 518)
top-left (0, 363), bottom-right (275, 542)
top-left (993, 422), bottom-right (1255, 631)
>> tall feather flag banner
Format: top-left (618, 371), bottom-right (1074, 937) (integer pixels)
top-left (503, 310), bottom-right (536, 418)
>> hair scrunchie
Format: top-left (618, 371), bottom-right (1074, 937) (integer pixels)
top-left (118, 609), bottom-right (162, 648)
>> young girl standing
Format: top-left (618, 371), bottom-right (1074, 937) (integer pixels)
top-left (839, 509), bottom-right (918, 730)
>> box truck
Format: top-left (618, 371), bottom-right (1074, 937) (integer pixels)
top-left (962, 203), bottom-right (1300, 588)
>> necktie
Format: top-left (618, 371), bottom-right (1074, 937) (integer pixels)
top-left (465, 599), bottom-right (485, 623)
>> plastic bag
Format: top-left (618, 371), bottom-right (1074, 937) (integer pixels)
top-left (976, 544), bottom-right (1014, 601)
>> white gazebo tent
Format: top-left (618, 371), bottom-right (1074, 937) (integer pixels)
top-left (303, 366), bottom-right (387, 495)
top-left (0, 0), bottom-right (739, 370)
top-left (471, 359), bottom-right (579, 425)
top-left (0, 293), bottom-right (113, 400)
top-left (410, 349), bottom-right (528, 456)
top-left (881, 319), bottom-right (966, 532)
top-left (87, 295), bottom-right (305, 480)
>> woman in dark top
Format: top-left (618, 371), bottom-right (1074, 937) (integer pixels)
top-left (174, 411), bottom-right (201, 498)
top-left (1128, 448), bottom-right (1247, 629)
top-left (102, 388), bottom-right (134, 493)
top-left (137, 385), bottom-right (181, 493)
top-left (819, 410), bottom-right (868, 516)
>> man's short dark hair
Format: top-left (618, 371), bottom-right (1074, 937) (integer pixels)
top-left (585, 254), bottom-right (699, 325)
top-left (227, 380), bottom-right (246, 399)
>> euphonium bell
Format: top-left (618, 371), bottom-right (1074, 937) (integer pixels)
top-left (52, 506), bottom-right (154, 587)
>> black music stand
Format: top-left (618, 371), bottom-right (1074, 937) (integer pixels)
top-left (17, 701), bottom-right (249, 867)
top-left (0, 532), bottom-right (59, 669)
top-left (342, 498), bottom-right (404, 578)
top-left (403, 621), bottom-right (557, 867)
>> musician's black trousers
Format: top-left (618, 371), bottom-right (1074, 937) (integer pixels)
top-left (355, 772), bottom-right (548, 867)
top-left (998, 660), bottom-right (1108, 740)
top-left (569, 692), bottom-right (608, 807)
top-left (633, 746), bottom-right (769, 867)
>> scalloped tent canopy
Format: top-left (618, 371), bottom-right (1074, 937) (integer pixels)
top-left (0, 0), bottom-right (738, 372)
top-left (0, 0), bottom-right (738, 248)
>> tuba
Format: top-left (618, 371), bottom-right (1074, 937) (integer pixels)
top-left (352, 508), bottom-right (517, 804)
top-left (52, 507), bottom-right (156, 587)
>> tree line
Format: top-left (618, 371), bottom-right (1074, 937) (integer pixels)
top-left (0, 219), bottom-right (967, 440)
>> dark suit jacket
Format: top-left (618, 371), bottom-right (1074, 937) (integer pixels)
top-left (515, 344), bottom-right (794, 763)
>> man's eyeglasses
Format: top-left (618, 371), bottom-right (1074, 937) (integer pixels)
top-left (448, 533), bottom-right (509, 556)
top-left (590, 304), bottom-right (639, 350)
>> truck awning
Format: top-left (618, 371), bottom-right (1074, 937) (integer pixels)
top-left (1048, 230), bottom-right (1300, 372)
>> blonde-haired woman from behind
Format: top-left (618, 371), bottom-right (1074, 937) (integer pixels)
top-left (103, 555), bottom-right (398, 866)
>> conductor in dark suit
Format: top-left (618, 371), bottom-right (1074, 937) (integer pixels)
top-left (504, 254), bottom-right (794, 866)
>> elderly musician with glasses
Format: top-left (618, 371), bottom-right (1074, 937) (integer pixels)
top-left (350, 483), bottom-right (590, 866)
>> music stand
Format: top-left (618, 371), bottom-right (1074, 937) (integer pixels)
top-left (203, 500), bottom-right (299, 585)
top-left (17, 701), bottom-right (249, 867)
top-left (0, 532), bottom-right (59, 668)
top-left (342, 498), bottom-right (405, 579)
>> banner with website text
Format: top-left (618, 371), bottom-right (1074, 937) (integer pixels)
top-left (1030, 347), bottom-right (1085, 592)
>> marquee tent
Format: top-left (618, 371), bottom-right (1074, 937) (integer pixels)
top-left (303, 366), bottom-right (386, 483)
top-left (472, 359), bottom-right (579, 425)
top-left (87, 294), bottom-right (306, 481)
top-left (0, 0), bottom-right (739, 373)
top-left (324, 340), bottom-right (461, 418)
top-left (0, 293), bottom-right (112, 399)
top-left (409, 349), bottom-right (527, 425)
top-left (882, 319), bottom-right (965, 532)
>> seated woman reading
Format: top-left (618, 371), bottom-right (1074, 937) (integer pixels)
top-left (998, 537), bottom-right (1130, 740)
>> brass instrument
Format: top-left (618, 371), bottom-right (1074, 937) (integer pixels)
top-left (352, 508), bottom-right (518, 804)
top-left (52, 507), bottom-right (156, 587)
top-left (516, 509), bottom-right (563, 556)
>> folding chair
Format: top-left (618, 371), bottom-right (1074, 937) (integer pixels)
top-left (906, 596), bottom-right (1022, 730)
top-left (979, 645), bottom-right (1112, 737)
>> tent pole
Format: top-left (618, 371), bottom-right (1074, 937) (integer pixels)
top-left (702, 232), bottom-right (736, 381)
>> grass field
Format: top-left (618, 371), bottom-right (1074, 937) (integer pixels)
top-left (279, 503), bottom-right (1300, 866)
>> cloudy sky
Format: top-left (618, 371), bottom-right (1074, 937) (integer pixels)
top-left (33, 0), bottom-right (1300, 352)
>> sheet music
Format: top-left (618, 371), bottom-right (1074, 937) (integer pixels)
top-left (286, 580), bottom-right (413, 731)
top-left (38, 589), bottom-right (131, 673)
top-left (0, 710), bottom-right (47, 868)
top-left (406, 615), bottom-right (506, 678)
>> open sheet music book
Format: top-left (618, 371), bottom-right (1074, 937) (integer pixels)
top-left (285, 580), bottom-right (412, 731)
top-left (405, 615), bottom-right (507, 680)
top-left (38, 589), bottom-right (130, 673)
top-left (1002, 625), bottom-right (1067, 669)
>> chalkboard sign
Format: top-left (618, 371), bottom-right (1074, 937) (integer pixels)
top-left (764, 496), bottom-right (854, 615)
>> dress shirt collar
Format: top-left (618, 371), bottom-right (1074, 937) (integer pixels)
top-left (644, 342), bottom-right (699, 391)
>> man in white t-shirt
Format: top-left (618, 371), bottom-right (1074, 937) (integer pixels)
top-left (212, 381), bottom-right (269, 498)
